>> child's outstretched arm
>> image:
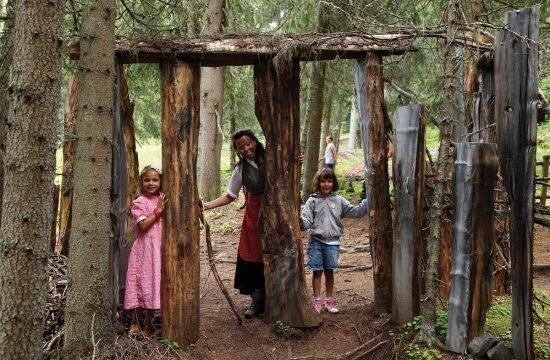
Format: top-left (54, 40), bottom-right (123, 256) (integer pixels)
top-left (341, 197), bottom-right (368, 219)
top-left (300, 198), bottom-right (315, 230)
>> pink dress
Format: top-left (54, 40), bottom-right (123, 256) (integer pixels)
top-left (124, 194), bottom-right (162, 310)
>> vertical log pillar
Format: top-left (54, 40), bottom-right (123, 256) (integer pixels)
top-left (160, 60), bottom-right (201, 345)
top-left (112, 62), bottom-right (129, 315)
top-left (362, 53), bottom-right (393, 313)
top-left (392, 104), bottom-right (426, 324)
top-left (495, 6), bottom-right (539, 360)
top-left (255, 59), bottom-right (320, 328)
top-left (56, 74), bottom-right (78, 256)
top-left (446, 143), bottom-right (498, 353)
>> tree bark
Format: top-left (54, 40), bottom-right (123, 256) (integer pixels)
top-left (363, 54), bottom-right (392, 314)
top-left (64, 0), bottom-right (116, 355)
top-left (255, 59), bottom-right (320, 328)
top-left (160, 60), bottom-right (201, 345)
top-left (0, 1), bottom-right (64, 358)
top-left (0, 0), bottom-right (13, 228)
top-left (392, 105), bottom-right (426, 324)
top-left (197, 0), bottom-right (225, 201)
top-left (446, 143), bottom-right (498, 353)
top-left (420, 0), bottom-right (458, 345)
top-left (301, 61), bottom-right (327, 200)
top-left (56, 74), bottom-right (78, 256)
top-left (494, 6), bottom-right (539, 360)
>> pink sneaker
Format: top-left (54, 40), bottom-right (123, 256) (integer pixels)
top-left (325, 298), bottom-right (339, 314)
top-left (312, 298), bottom-right (323, 313)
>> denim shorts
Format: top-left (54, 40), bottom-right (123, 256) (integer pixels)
top-left (306, 239), bottom-right (339, 271)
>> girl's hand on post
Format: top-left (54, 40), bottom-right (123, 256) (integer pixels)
top-left (156, 193), bottom-right (168, 213)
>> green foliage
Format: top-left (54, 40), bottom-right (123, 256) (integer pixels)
top-left (404, 343), bottom-right (443, 360)
top-left (404, 311), bottom-right (448, 341)
top-left (271, 320), bottom-right (304, 339)
top-left (486, 293), bottom-right (550, 359)
top-left (159, 337), bottom-right (180, 349)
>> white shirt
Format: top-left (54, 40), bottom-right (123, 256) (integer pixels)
top-left (227, 159), bottom-right (259, 199)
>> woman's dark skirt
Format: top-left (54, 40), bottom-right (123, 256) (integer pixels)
top-left (234, 254), bottom-right (265, 295)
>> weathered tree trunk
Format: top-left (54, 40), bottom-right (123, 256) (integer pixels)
top-left (56, 74), bottom-right (78, 256)
top-left (197, 0), bottom-right (225, 201)
top-left (420, 0), bottom-right (458, 345)
top-left (494, 6), bottom-right (539, 360)
top-left (50, 185), bottom-right (60, 252)
top-left (301, 61), bottom-right (327, 200)
top-left (446, 143), bottom-right (498, 353)
top-left (348, 96), bottom-right (359, 150)
top-left (0, 1), bottom-right (64, 358)
top-left (255, 59), bottom-right (320, 328)
top-left (227, 69), bottom-right (237, 169)
top-left (112, 63), bottom-right (128, 316)
top-left (392, 104), bottom-right (426, 324)
top-left (319, 90), bottom-right (332, 158)
top-left (358, 54), bottom-right (393, 314)
top-left (160, 60), bottom-right (201, 345)
top-left (301, 2), bottom-right (330, 201)
top-left (0, 0), bottom-right (13, 227)
top-left (120, 66), bottom-right (139, 251)
top-left (64, 0), bottom-right (116, 355)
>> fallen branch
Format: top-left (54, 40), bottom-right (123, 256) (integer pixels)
top-left (199, 209), bottom-right (243, 325)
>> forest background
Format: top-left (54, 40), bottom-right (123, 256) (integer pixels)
top-left (0, 0), bottom-right (549, 359)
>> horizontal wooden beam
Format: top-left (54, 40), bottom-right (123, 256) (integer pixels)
top-left (68, 32), bottom-right (418, 65)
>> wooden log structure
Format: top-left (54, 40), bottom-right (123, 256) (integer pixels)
top-left (357, 53), bottom-right (393, 314)
top-left (68, 33), bottom-right (418, 66)
top-left (255, 59), bottom-right (320, 328)
top-left (494, 5), bottom-right (539, 360)
top-left (112, 63), bottom-right (129, 315)
top-left (56, 74), bottom-right (78, 256)
top-left (446, 142), bottom-right (498, 354)
top-left (391, 104), bottom-right (426, 324)
top-left (160, 60), bottom-right (201, 345)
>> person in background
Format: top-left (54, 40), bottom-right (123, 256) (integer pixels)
top-left (124, 165), bottom-right (167, 339)
top-left (300, 168), bottom-right (368, 314)
top-left (319, 135), bottom-right (337, 169)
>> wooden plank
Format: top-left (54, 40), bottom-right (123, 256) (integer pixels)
top-left (56, 74), bottom-right (78, 256)
top-left (68, 33), bottom-right (419, 65)
top-left (446, 143), bottom-right (498, 353)
top-left (362, 53), bottom-right (393, 314)
top-left (255, 59), bottom-right (320, 328)
top-left (391, 104), bottom-right (426, 324)
top-left (494, 5), bottom-right (539, 360)
top-left (160, 60), bottom-right (201, 345)
top-left (540, 155), bottom-right (549, 206)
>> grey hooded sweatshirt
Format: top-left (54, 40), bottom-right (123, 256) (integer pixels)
top-left (300, 193), bottom-right (368, 245)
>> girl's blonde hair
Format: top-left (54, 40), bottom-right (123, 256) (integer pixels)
top-left (139, 165), bottom-right (163, 194)
top-left (312, 168), bottom-right (339, 193)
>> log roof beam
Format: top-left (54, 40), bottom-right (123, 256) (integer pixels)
top-left (68, 32), bottom-right (418, 66)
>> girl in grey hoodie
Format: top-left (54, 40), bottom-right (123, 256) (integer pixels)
top-left (300, 168), bottom-right (368, 313)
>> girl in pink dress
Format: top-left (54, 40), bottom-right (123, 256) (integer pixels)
top-left (124, 165), bottom-right (167, 338)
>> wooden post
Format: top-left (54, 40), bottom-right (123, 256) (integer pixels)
top-left (120, 64), bottom-right (140, 252)
top-left (56, 74), bottom-right (78, 256)
top-left (540, 155), bottom-right (549, 206)
top-left (391, 104), bottom-right (426, 324)
top-left (112, 62), bottom-right (129, 316)
top-left (50, 184), bottom-right (60, 253)
top-left (446, 142), bottom-right (498, 353)
top-left (160, 60), bottom-right (201, 345)
top-left (495, 6), bottom-right (539, 360)
top-left (254, 59), bottom-right (320, 328)
top-left (362, 53), bottom-right (393, 314)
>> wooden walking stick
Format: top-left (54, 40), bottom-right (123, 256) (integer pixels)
top-left (199, 208), bottom-right (243, 325)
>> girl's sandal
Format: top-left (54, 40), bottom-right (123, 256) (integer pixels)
top-left (128, 324), bottom-right (141, 337)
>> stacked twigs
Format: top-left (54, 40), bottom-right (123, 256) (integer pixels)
top-left (43, 253), bottom-right (68, 358)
